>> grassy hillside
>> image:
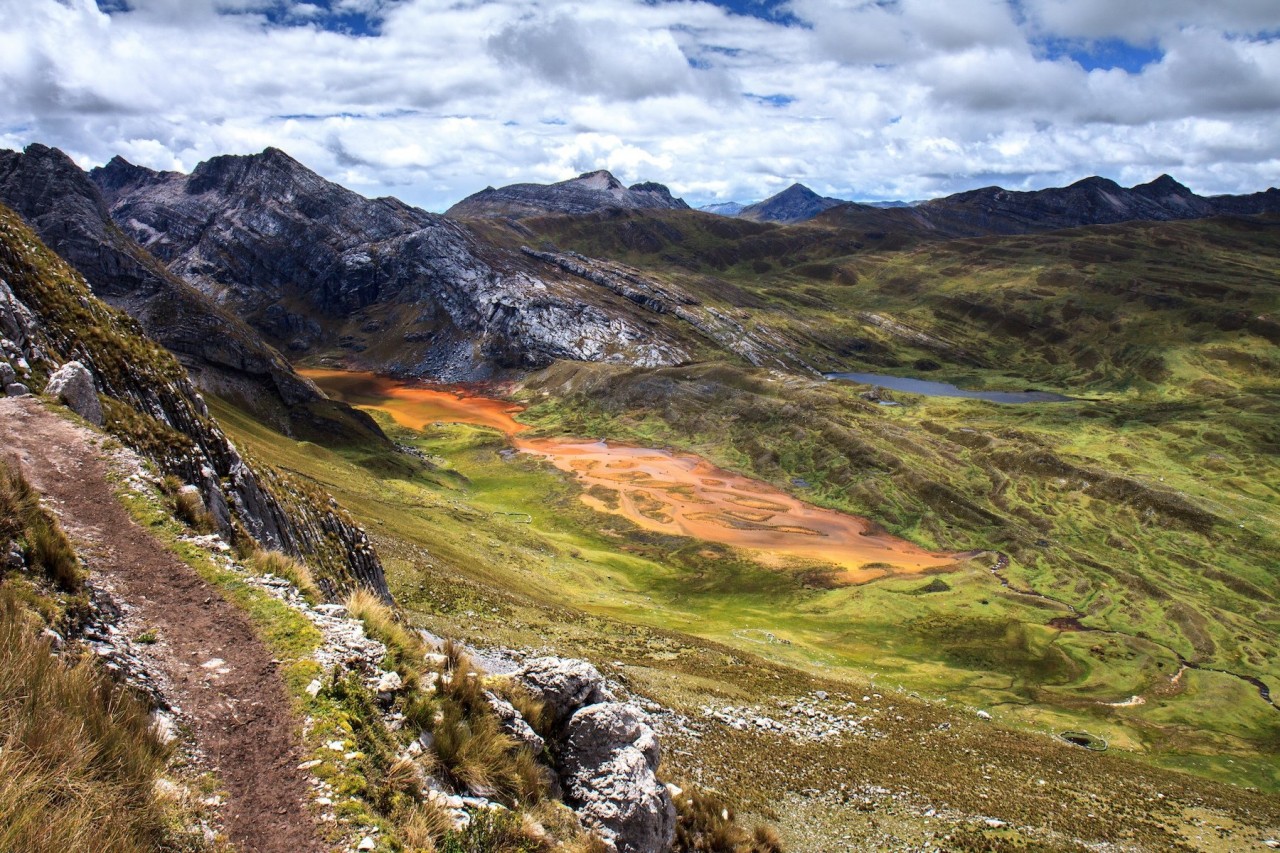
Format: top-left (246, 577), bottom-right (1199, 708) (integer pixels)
top-left (478, 210), bottom-right (1280, 390)
top-left (209, 373), bottom-right (1280, 848)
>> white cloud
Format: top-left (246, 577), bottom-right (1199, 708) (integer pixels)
top-left (0, 0), bottom-right (1277, 211)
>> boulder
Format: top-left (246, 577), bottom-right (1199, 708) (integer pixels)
top-left (484, 690), bottom-right (545, 754)
top-left (5, 382), bottom-right (30, 397)
top-left (0, 361), bottom-right (14, 386)
top-left (515, 657), bottom-right (615, 730)
top-left (559, 703), bottom-right (675, 853)
top-left (44, 361), bottom-right (103, 426)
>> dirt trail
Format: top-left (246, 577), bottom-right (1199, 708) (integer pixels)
top-left (0, 397), bottom-right (320, 853)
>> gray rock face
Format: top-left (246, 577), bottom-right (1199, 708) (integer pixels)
top-left (0, 206), bottom-right (390, 601)
top-left (513, 657), bottom-right (673, 853)
top-left (5, 382), bottom-right (29, 396)
top-left (0, 144), bottom-right (387, 444)
top-left (559, 703), bottom-right (675, 853)
top-left (90, 149), bottom-right (691, 382)
top-left (44, 360), bottom-right (103, 425)
top-left (447, 170), bottom-right (690, 219)
top-left (515, 657), bottom-right (616, 730)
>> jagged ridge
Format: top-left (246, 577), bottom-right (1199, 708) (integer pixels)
top-left (0, 203), bottom-right (388, 598)
top-left (0, 144), bottom-right (386, 445)
top-left (91, 150), bottom-right (693, 381)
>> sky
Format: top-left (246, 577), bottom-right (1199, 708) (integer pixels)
top-left (1, 0), bottom-right (1278, 211)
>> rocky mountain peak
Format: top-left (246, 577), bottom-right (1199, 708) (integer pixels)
top-left (447, 169), bottom-right (690, 218)
top-left (567, 170), bottom-right (626, 192)
top-left (738, 182), bottom-right (848, 224)
top-left (1068, 175), bottom-right (1124, 192)
top-left (186, 147), bottom-right (314, 197)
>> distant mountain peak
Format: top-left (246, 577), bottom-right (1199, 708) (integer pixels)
top-left (1135, 173), bottom-right (1194, 196)
top-left (779, 182), bottom-right (820, 198)
top-left (447, 170), bottom-right (689, 218)
top-left (738, 182), bottom-right (847, 224)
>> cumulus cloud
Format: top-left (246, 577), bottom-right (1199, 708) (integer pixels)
top-left (0, 0), bottom-right (1277, 210)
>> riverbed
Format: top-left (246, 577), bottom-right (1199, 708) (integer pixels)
top-left (302, 368), bottom-right (959, 582)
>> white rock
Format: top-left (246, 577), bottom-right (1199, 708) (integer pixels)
top-left (976, 710), bottom-right (993, 721)
top-left (357, 837), bottom-right (376, 851)
top-left (306, 679), bottom-right (323, 697)
top-left (44, 361), bottom-right (103, 426)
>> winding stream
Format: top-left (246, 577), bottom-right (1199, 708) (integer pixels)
top-left (301, 368), bottom-right (959, 582)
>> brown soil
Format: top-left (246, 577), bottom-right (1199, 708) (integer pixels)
top-left (0, 397), bottom-right (320, 853)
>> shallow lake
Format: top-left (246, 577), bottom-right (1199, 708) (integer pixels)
top-left (825, 371), bottom-right (1075, 404)
top-left (302, 368), bottom-right (961, 582)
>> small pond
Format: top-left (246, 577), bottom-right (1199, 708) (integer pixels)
top-left (825, 372), bottom-right (1075, 404)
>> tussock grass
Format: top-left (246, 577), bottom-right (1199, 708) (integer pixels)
top-left (673, 787), bottom-right (786, 853)
top-left (0, 591), bottom-right (174, 852)
top-left (1, 456), bottom-right (83, 593)
top-left (346, 587), bottom-right (425, 678)
top-left (251, 549), bottom-right (322, 603)
top-left (172, 487), bottom-right (217, 534)
top-left (430, 644), bottom-right (551, 806)
top-left (396, 797), bottom-right (454, 851)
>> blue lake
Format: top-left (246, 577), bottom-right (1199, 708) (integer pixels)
top-left (825, 372), bottom-right (1076, 404)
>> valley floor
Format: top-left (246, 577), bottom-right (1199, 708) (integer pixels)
top-left (209, 387), bottom-right (1280, 852)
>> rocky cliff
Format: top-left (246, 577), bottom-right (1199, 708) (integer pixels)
top-left (92, 150), bottom-right (693, 381)
top-left (0, 144), bottom-right (385, 445)
top-left (446, 170), bottom-right (690, 219)
top-left (0, 202), bottom-right (388, 599)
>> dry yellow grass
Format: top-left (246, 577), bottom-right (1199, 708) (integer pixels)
top-left (251, 549), bottom-right (322, 603)
top-left (0, 591), bottom-right (174, 852)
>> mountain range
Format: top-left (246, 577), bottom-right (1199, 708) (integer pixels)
top-left (4, 142), bottom-right (1276, 390)
top-left (2, 139), bottom-right (1279, 852)
top-left (699, 174), bottom-right (1280, 226)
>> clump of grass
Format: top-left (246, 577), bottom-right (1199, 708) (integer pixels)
top-left (673, 787), bottom-right (785, 853)
top-left (492, 679), bottom-right (552, 742)
top-left (423, 643), bottom-right (550, 806)
top-left (396, 797), bottom-right (454, 850)
top-left (251, 549), bottom-right (323, 603)
top-left (0, 590), bottom-right (174, 851)
top-left (436, 807), bottom-right (551, 853)
top-left (346, 587), bottom-right (424, 679)
top-left (172, 486), bottom-right (217, 534)
top-left (0, 456), bottom-right (83, 593)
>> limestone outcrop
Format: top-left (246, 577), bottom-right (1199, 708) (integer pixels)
top-left (45, 360), bottom-right (103, 426)
top-left (514, 657), bottom-right (675, 853)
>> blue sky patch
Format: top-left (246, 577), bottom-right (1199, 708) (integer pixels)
top-left (746, 92), bottom-right (796, 107)
top-left (1040, 37), bottom-right (1164, 74)
top-left (663, 0), bottom-right (802, 26)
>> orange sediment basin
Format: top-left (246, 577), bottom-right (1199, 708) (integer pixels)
top-left (300, 368), bottom-right (525, 434)
top-left (302, 368), bottom-right (959, 582)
